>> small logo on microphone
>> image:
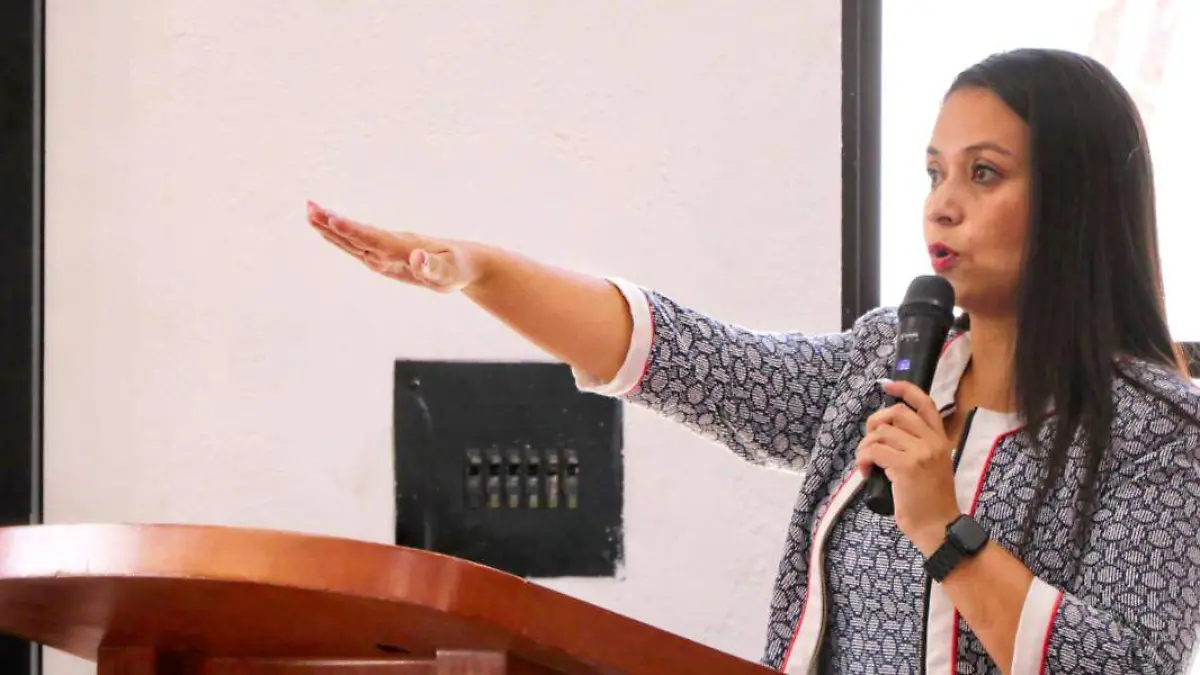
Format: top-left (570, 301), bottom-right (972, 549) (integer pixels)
top-left (896, 358), bottom-right (911, 372)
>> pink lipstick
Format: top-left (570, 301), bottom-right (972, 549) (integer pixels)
top-left (929, 243), bottom-right (960, 273)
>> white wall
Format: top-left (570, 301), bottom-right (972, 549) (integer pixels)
top-left (43, 2), bottom-right (841, 672)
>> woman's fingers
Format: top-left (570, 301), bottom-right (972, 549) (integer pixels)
top-left (309, 201), bottom-right (389, 251)
top-left (307, 200), bottom-right (331, 228)
top-left (327, 214), bottom-right (390, 252)
top-left (307, 200), bottom-right (472, 291)
top-left (317, 228), bottom-right (366, 260)
top-left (309, 202), bottom-right (404, 260)
top-left (365, 254), bottom-right (415, 281)
top-left (881, 380), bottom-right (944, 432)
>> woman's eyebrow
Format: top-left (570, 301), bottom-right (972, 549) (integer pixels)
top-left (926, 141), bottom-right (1015, 157)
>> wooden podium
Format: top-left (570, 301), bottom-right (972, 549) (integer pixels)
top-left (0, 523), bottom-right (776, 674)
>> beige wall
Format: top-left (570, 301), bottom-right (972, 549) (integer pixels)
top-left (43, 2), bottom-right (842, 671)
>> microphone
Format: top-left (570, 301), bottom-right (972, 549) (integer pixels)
top-left (863, 275), bottom-right (956, 516)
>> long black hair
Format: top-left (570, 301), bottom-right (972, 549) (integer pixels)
top-left (948, 49), bottom-right (1191, 555)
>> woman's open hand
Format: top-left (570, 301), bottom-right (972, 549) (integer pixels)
top-left (306, 201), bottom-right (484, 293)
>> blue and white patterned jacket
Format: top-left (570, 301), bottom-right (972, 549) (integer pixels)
top-left (575, 280), bottom-right (1200, 674)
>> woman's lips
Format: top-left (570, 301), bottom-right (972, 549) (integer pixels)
top-left (929, 243), bottom-right (960, 272)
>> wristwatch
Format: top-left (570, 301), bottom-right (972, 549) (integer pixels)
top-left (923, 514), bottom-right (989, 582)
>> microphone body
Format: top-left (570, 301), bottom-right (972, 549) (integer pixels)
top-left (862, 275), bottom-right (956, 516)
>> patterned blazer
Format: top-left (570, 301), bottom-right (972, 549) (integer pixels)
top-left (575, 280), bottom-right (1200, 674)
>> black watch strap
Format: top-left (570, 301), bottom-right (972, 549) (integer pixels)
top-left (923, 515), bottom-right (989, 582)
top-left (924, 540), bottom-right (965, 582)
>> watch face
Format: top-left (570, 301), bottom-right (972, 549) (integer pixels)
top-left (949, 517), bottom-right (989, 552)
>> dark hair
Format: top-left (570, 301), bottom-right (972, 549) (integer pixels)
top-left (948, 49), bottom-right (1191, 556)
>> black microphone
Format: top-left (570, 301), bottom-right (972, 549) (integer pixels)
top-left (863, 275), bottom-right (956, 516)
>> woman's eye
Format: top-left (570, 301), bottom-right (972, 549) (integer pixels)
top-left (926, 167), bottom-right (940, 185)
top-left (971, 164), bottom-right (998, 182)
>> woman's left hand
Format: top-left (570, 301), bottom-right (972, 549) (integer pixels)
top-left (856, 379), bottom-right (963, 556)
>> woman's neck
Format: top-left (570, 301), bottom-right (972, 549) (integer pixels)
top-left (961, 314), bottom-right (1018, 413)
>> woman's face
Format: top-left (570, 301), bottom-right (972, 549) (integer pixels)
top-left (924, 86), bottom-right (1031, 318)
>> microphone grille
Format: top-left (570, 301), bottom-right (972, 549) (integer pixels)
top-left (900, 275), bottom-right (956, 314)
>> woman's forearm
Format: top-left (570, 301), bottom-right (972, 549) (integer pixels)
top-left (464, 243), bottom-right (635, 383)
top-left (911, 533), bottom-right (1034, 674)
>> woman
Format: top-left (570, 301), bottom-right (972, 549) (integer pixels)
top-left (307, 48), bottom-right (1200, 674)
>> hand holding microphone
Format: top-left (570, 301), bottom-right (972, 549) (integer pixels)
top-left (861, 276), bottom-right (957, 520)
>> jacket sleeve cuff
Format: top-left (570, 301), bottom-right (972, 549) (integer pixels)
top-left (1010, 576), bottom-right (1065, 675)
top-left (572, 277), bottom-right (654, 397)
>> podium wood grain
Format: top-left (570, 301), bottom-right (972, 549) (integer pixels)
top-left (0, 524), bottom-right (775, 674)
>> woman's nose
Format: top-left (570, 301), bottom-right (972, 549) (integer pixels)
top-left (925, 184), bottom-right (964, 228)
